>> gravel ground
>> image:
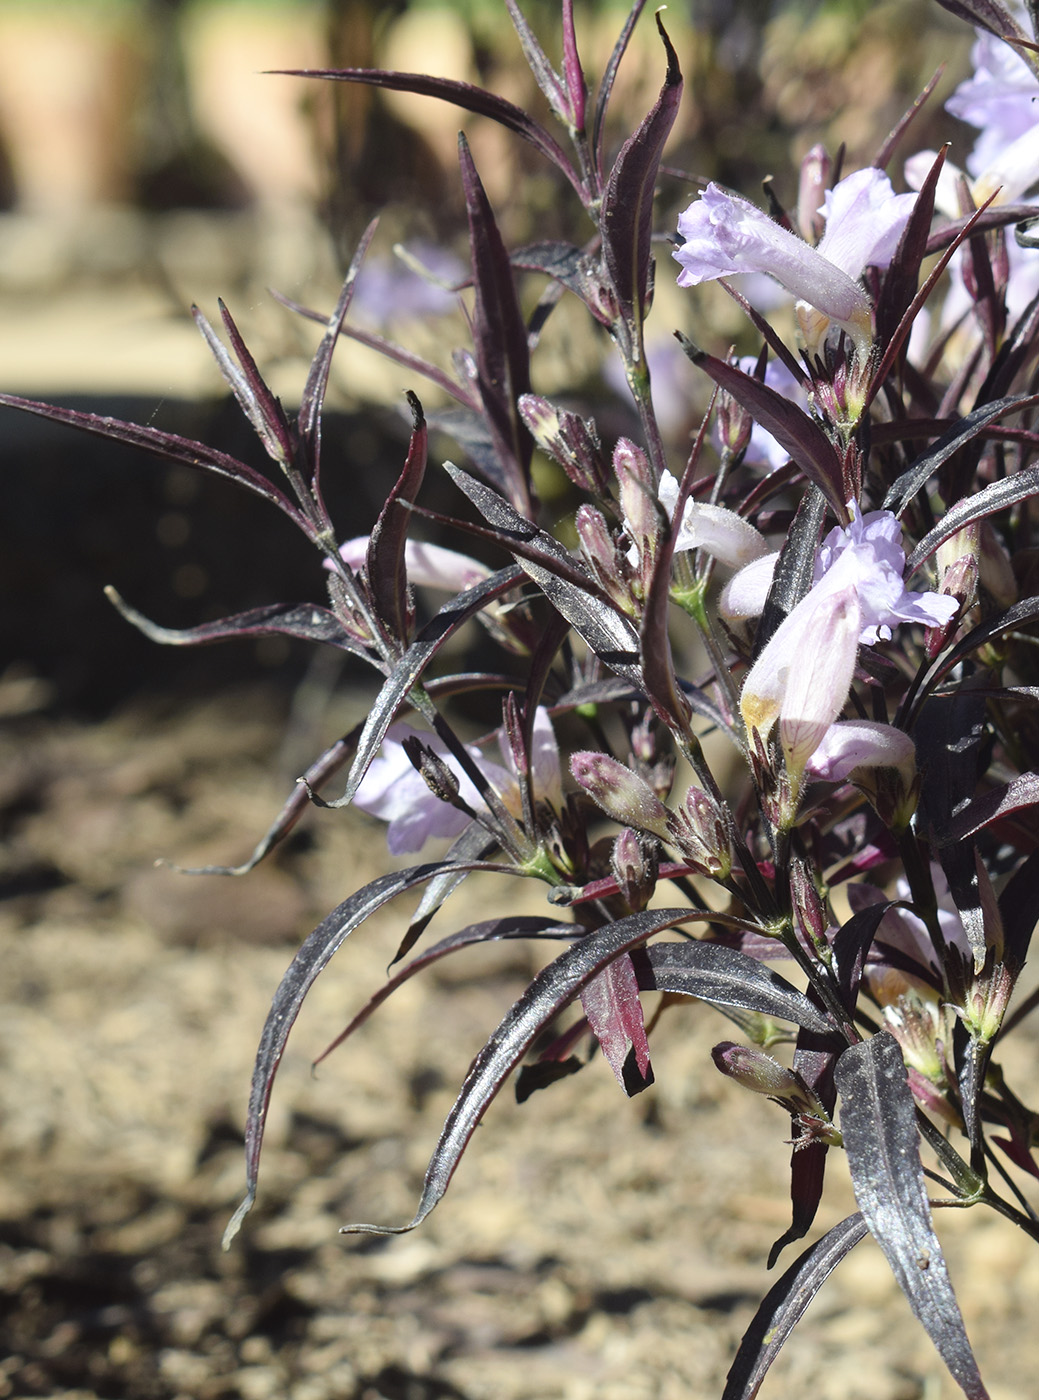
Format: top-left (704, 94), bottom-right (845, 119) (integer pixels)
top-left (2, 691), bottom-right (1038, 1400)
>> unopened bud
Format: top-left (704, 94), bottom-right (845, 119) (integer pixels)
top-left (711, 1042), bottom-right (820, 1115)
top-left (613, 438), bottom-right (658, 577)
top-left (611, 827), bottom-right (659, 911)
top-left (928, 526), bottom-right (978, 657)
top-left (797, 143), bottom-right (831, 244)
top-left (401, 735), bottom-right (465, 809)
top-left (575, 504), bottom-right (635, 614)
top-left (570, 752), bottom-right (670, 838)
top-left (665, 786), bottom-right (732, 879)
top-left (790, 857), bottom-right (829, 955)
top-left (518, 394), bottom-right (608, 495)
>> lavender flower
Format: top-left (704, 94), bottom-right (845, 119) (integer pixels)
top-left (673, 169), bottom-right (916, 352)
top-left (335, 536), bottom-right (491, 592)
top-left (721, 502), bottom-right (958, 643)
top-left (657, 470), bottom-right (769, 567)
top-left (355, 707), bottom-right (559, 854)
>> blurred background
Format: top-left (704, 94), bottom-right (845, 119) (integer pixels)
top-left (7, 6), bottom-right (1034, 1400)
top-left (0, 0), bottom-right (972, 717)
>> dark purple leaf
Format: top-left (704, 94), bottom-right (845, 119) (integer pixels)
top-left (905, 596), bottom-right (1039, 722)
top-left (925, 203), bottom-right (1039, 256)
top-left (272, 289), bottom-right (477, 411)
top-left (906, 454), bottom-right (1039, 570)
top-left (444, 463), bottom-right (645, 686)
top-left (883, 394), bottom-right (1039, 520)
top-left (873, 147), bottom-right (946, 362)
top-left (458, 133), bottom-right (534, 516)
top-left (297, 219), bottom-right (378, 496)
top-left (767, 1025), bottom-right (839, 1267)
top-left (581, 953), bottom-right (653, 1092)
top-left (835, 1034), bottom-right (990, 1400)
top-left (600, 12), bottom-right (682, 326)
top-left (676, 340), bottom-right (846, 516)
top-left (104, 587), bottom-right (369, 658)
top-left (832, 900), bottom-right (899, 1011)
top-left (998, 849), bottom-right (1039, 976)
top-left (327, 564), bottom-right (525, 810)
top-left (505, 0), bottom-right (570, 123)
top-left (222, 857), bottom-right (523, 1248)
top-left (277, 65), bottom-right (583, 197)
top-left (592, 0), bottom-right (649, 174)
top-left (641, 941), bottom-right (835, 1034)
top-left (0, 392), bottom-right (309, 532)
top-left (395, 820), bottom-right (500, 964)
top-left (640, 403), bottom-right (713, 727)
top-left (752, 486), bottom-right (827, 659)
top-left (977, 281), bottom-right (1039, 402)
top-left (561, 0), bottom-right (586, 131)
top-left (940, 772), bottom-right (1039, 844)
top-left (931, 0), bottom-right (1032, 49)
top-left (341, 907), bottom-right (714, 1235)
top-left (193, 302), bottom-right (295, 467)
top-left (366, 391), bottom-right (428, 643)
top-left (722, 1214), bottom-right (868, 1400)
top-left (314, 914), bottom-right (576, 1068)
top-left (873, 68), bottom-right (945, 171)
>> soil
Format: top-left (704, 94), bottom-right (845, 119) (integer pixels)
top-left (2, 685), bottom-right (1039, 1400)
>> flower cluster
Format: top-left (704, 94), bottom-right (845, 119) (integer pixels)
top-left (9, 1), bottom-right (1039, 1395)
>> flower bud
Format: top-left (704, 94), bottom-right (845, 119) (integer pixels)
top-left (665, 785), bottom-right (732, 879)
top-left (797, 143), bottom-right (831, 244)
top-left (614, 438), bottom-right (658, 578)
top-left (927, 526), bottom-right (978, 657)
top-left (611, 827), bottom-right (659, 911)
top-left (518, 394), bottom-right (608, 495)
top-left (575, 504), bottom-right (635, 615)
top-left (570, 752), bottom-right (671, 838)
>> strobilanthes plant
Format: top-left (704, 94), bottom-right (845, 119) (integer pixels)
top-left (6, 0), bottom-right (1039, 1393)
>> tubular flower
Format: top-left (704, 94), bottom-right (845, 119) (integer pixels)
top-left (673, 169), bottom-right (916, 353)
top-left (721, 501), bottom-right (958, 642)
top-left (657, 470), bottom-right (769, 568)
top-left (334, 536), bottom-right (491, 592)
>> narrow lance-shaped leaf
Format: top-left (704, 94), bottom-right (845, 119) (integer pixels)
top-left (297, 217), bottom-right (378, 499)
top-left (366, 391), bottom-right (428, 644)
top-left (0, 392), bottom-right (309, 531)
top-left (722, 1214), bottom-right (869, 1400)
top-left (835, 1034), bottom-right (990, 1400)
top-left (504, 0), bottom-right (570, 123)
top-left (104, 587), bottom-right (369, 658)
top-left (600, 12), bottom-right (682, 328)
top-left (640, 401), bottom-right (714, 729)
top-left (320, 564), bottom-right (524, 812)
top-left (592, 0), bottom-right (649, 176)
top-left (940, 772), bottom-right (1039, 845)
top-left (222, 857), bottom-right (525, 1249)
top-left (676, 338), bottom-right (846, 517)
top-left (752, 486), bottom-right (827, 660)
top-left (906, 457), bottom-right (1039, 570)
top-left (458, 133), bottom-right (534, 517)
top-left (341, 908), bottom-right (721, 1236)
top-left (445, 463), bottom-right (645, 686)
top-left (276, 65), bottom-right (584, 198)
top-left (640, 941), bottom-right (835, 1034)
top-left (883, 393), bottom-right (1039, 519)
top-left (313, 914), bottom-right (577, 1069)
top-left (193, 301), bottom-right (294, 468)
